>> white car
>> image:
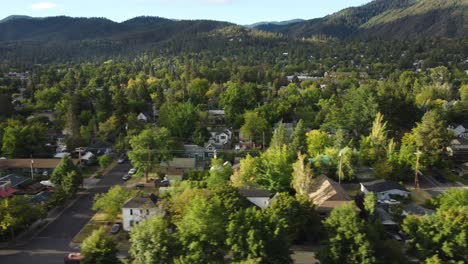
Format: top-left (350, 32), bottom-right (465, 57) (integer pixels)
top-left (128, 168), bottom-right (137, 175)
top-left (383, 199), bottom-right (400, 205)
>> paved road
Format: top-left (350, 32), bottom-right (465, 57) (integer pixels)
top-left (0, 163), bottom-right (131, 264)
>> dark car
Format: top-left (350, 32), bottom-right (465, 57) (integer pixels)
top-left (122, 174), bottom-right (131, 181)
top-left (110, 223), bottom-right (121, 234)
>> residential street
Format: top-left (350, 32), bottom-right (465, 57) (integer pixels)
top-left (0, 163), bottom-right (131, 264)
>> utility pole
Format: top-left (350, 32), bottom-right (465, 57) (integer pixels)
top-left (414, 150), bottom-right (422, 190)
top-left (338, 148), bottom-right (344, 184)
top-left (30, 155), bottom-right (34, 181)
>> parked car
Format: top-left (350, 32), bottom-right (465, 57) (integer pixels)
top-left (122, 174), bottom-right (131, 181)
top-left (110, 223), bottom-right (121, 234)
top-left (135, 183), bottom-right (145, 189)
top-left (128, 168), bottom-right (137, 175)
top-left (383, 199), bottom-right (400, 205)
top-left (117, 155), bottom-right (127, 164)
top-left (64, 252), bottom-right (83, 264)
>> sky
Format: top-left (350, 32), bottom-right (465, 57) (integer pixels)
top-left (1, 0), bottom-right (372, 25)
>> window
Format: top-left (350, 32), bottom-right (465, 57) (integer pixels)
top-left (140, 209), bottom-right (143, 214)
top-left (130, 209), bottom-right (133, 215)
top-left (146, 209), bottom-right (150, 215)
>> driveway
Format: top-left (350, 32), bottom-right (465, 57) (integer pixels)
top-left (0, 163), bottom-right (131, 264)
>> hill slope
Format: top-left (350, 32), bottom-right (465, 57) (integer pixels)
top-left (0, 16), bottom-right (232, 42)
top-left (256, 0), bottom-right (467, 39)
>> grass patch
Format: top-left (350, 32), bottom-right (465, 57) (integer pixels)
top-left (81, 166), bottom-right (100, 178)
top-left (411, 189), bottom-right (433, 205)
top-left (72, 212), bottom-right (108, 243)
top-left (445, 173), bottom-right (468, 185)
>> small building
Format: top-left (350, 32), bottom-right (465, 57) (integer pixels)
top-left (0, 174), bottom-right (29, 188)
top-left (307, 175), bottom-right (353, 216)
top-left (165, 168), bottom-right (184, 182)
top-left (183, 144), bottom-right (206, 160)
top-left (160, 158), bottom-right (198, 173)
top-left (79, 152), bottom-right (97, 166)
top-left (208, 128), bottom-right (232, 146)
top-left (448, 138), bottom-right (468, 162)
top-left (360, 180), bottom-right (409, 201)
top-left (448, 123), bottom-right (468, 139)
top-left (122, 194), bottom-right (163, 231)
top-left (238, 188), bottom-right (276, 209)
top-left (0, 181), bottom-right (18, 198)
top-left (30, 191), bottom-right (53, 204)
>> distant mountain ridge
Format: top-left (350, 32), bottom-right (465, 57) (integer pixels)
top-left (255, 0), bottom-right (468, 39)
top-left (0, 0), bottom-right (466, 43)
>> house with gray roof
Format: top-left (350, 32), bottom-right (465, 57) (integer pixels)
top-left (122, 194), bottom-right (164, 231)
top-left (360, 179), bottom-right (409, 201)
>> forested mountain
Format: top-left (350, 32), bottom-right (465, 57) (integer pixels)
top-left (0, 15), bottom-right (232, 42)
top-left (256, 0), bottom-right (468, 39)
top-left (246, 19), bottom-right (305, 29)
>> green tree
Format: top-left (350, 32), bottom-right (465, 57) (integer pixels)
top-left (128, 127), bottom-right (173, 182)
top-left (50, 155), bottom-right (79, 186)
top-left (206, 158), bottom-right (233, 189)
top-left (98, 155), bottom-right (113, 169)
top-left (319, 203), bottom-right (376, 264)
top-left (256, 145), bottom-right (293, 192)
top-left (291, 153), bottom-right (314, 196)
top-left (290, 120), bottom-right (307, 156)
top-left (176, 196), bottom-right (228, 263)
top-left (159, 102), bottom-right (197, 139)
top-left (93, 186), bottom-right (136, 221)
top-left (62, 171), bottom-right (83, 196)
top-left (364, 192), bottom-right (377, 217)
top-left (231, 154), bottom-right (259, 188)
top-left (220, 81), bottom-right (259, 128)
top-left (227, 207), bottom-right (292, 264)
top-left (81, 227), bottom-right (118, 264)
top-left (267, 193), bottom-right (321, 242)
top-left (434, 188), bottom-right (468, 211)
top-left (130, 216), bottom-right (178, 264)
top-left (412, 110), bottom-right (451, 166)
top-left (306, 130), bottom-right (331, 157)
top-left (240, 111), bottom-right (269, 144)
top-left (0, 196), bottom-right (46, 240)
top-left (402, 206), bottom-right (467, 262)
top-left (188, 78), bottom-right (210, 105)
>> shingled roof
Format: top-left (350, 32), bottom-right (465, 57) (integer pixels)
top-left (361, 179), bottom-right (408, 193)
top-left (123, 194), bottom-right (158, 209)
top-left (308, 175), bottom-right (352, 213)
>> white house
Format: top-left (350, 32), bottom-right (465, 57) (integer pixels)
top-left (137, 113), bottom-right (149, 122)
top-left (238, 188), bottom-right (276, 209)
top-left (208, 128), bottom-right (232, 146)
top-left (360, 180), bottom-right (409, 201)
top-left (122, 194), bottom-right (163, 231)
top-left (448, 124), bottom-right (468, 139)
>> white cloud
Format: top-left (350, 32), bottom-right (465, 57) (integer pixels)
top-left (31, 2), bottom-right (57, 10)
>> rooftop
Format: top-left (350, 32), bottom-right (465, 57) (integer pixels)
top-left (123, 194), bottom-right (158, 209)
top-left (0, 159), bottom-right (77, 169)
top-left (0, 174), bottom-right (29, 188)
top-left (361, 179), bottom-right (408, 193)
top-left (308, 175), bottom-right (352, 211)
top-left (239, 188), bottom-right (271, 198)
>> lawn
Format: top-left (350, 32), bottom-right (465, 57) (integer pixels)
top-left (411, 189), bottom-right (433, 205)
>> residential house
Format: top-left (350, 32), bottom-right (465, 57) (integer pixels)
top-left (402, 203), bottom-right (435, 216)
top-left (375, 207), bottom-right (398, 229)
top-left (160, 158), bottom-right (198, 173)
top-left (207, 110), bottom-right (226, 126)
top-left (0, 180), bottom-right (18, 198)
top-left (360, 180), bottom-right (409, 201)
top-left (122, 194), bottom-right (163, 231)
top-left (208, 128), bottom-right (232, 147)
top-left (0, 174), bottom-right (29, 188)
top-left (137, 113), bottom-right (149, 122)
top-left (183, 144), bottom-right (206, 160)
top-left (448, 138), bottom-right (468, 162)
top-left (448, 123), bottom-right (468, 139)
top-left (239, 188), bottom-right (277, 209)
top-left (307, 175), bottom-right (353, 216)
top-left (79, 152), bottom-right (97, 166)
top-left (30, 191), bottom-right (53, 204)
